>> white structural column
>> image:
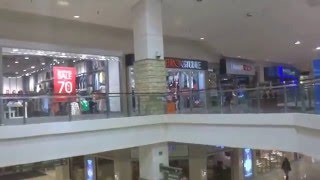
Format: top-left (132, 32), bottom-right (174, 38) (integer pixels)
top-left (114, 150), bottom-right (132, 180)
top-left (189, 145), bottom-right (208, 180)
top-left (132, 0), bottom-right (167, 115)
top-left (139, 143), bottom-right (169, 180)
top-left (132, 0), bottom-right (164, 61)
top-left (231, 149), bottom-right (244, 180)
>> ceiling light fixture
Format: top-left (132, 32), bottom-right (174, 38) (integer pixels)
top-left (74, 15), bottom-right (80, 19)
top-left (316, 47), bottom-right (320, 50)
top-left (200, 37), bottom-right (205, 40)
top-left (57, 0), bottom-right (69, 6)
top-left (15, 61), bottom-right (19, 64)
top-left (41, 62), bottom-right (45, 65)
top-left (15, 72), bottom-right (19, 75)
top-left (25, 57), bottom-right (29, 60)
top-left (31, 66), bottom-right (35, 69)
top-left (294, 41), bottom-right (301, 45)
top-left (7, 65), bottom-right (10, 67)
top-left (23, 69), bottom-right (27, 72)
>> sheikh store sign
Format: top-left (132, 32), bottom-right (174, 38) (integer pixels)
top-left (165, 58), bottom-right (208, 70)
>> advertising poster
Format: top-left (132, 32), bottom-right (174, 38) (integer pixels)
top-left (53, 66), bottom-right (76, 102)
top-left (313, 60), bottom-right (320, 114)
top-left (243, 148), bottom-right (253, 179)
top-left (85, 157), bottom-right (96, 180)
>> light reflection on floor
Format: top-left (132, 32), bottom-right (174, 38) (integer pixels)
top-left (255, 157), bottom-right (320, 180)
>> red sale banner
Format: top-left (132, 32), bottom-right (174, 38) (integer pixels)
top-left (53, 66), bottom-right (76, 102)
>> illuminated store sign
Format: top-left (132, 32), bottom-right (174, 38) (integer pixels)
top-left (243, 148), bottom-right (253, 178)
top-left (165, 58), bottom-right (208, 70)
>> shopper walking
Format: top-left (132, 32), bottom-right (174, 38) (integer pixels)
top-left (281, 157), bottom-right (291, 180)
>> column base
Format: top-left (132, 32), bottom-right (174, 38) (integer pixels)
top-left (135, 59), bottom-right (166, 115)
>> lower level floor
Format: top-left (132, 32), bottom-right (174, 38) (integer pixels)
top-left (0, 143), bottom-right (318, 180)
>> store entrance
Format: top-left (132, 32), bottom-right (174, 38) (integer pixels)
top-left (167, 69), bottom-right (206, 113)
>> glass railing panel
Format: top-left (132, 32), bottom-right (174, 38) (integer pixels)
top-left (2, 96), bottom-right (70, 126)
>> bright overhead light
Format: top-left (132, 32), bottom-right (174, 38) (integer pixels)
top-left (41, 62), bottom-right (46, 65)
top-left (25, 57), bottom-right (29, 60)
top-left (57, 1), bottom-right (69, 6)
top-left (294, 41), bottom-right (301, 45)
top-left (15, 61), bottom-right (19, 64)
top-left (15, 72), bottom-right (19, 74)
top-left (23, 69), bottom-right (26, 72)
top-left (200, 37), bottom-right (205, 40)
top-left (31, 66), bottom-right (35, 69)
top-left (316, 47), bottom-right (320, 50)
top-left (74, 15), bottom-right (80, 19)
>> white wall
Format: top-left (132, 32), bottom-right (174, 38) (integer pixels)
top-left (0, 113), bottom-right (320, 167)
top-left (0, 9), bottom-right (219, 62)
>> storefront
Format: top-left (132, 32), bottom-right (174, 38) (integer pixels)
top-left (219, 57), bottom-right (256, 89)
top-left (1, 47), bottom-right (122, 119)
top-left (125, 55), bottom-right (212, 113)
top-left (165, 58), bottom-right (208, 113)
top-left (264, 65), bottom-right (300, 85)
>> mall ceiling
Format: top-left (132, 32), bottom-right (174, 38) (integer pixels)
top-left (0, 0), bottom-right (320, 68)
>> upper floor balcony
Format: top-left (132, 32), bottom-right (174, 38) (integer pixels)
top-left (0, 78), bottom-right (318, 126)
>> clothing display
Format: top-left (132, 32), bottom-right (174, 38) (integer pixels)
top-left (70, 102), bottom-right (81, 115)
top-left (80, 99), bottom-right (90, 112)
top-left (76, 74), bottom-right (88, 90)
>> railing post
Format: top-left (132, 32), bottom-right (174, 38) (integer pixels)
top-left (300, 84), bottom-right (306, 113)
top-left (137, 95), bottom-right (141, 116)
top-left (106, 93), bottom-right (110, 118)
top-left (23, 99), bottom-right (27, 124)
top-left (284, 86), bottom-right (288, 112)
top-left (219, 89), bottom-right (224, 114)
top-left (257, 86), bottom-right (261, 113)
top-left (0, 98), bottom-right (3, 126)
top-left (189, 90), bottom-right (193, 113)
top-left (68, 96), bottom-right (72, 121)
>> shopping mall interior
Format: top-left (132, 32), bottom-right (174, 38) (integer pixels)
top-left (0, 0), bottom-right (320, 180)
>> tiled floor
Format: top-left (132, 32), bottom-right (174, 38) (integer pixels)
top-left (255, 158), bottom-right (320, 180)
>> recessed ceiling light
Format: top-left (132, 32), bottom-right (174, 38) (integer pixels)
top-left (23, 69), bottom-right (26, 72)
top-left (31, 66), bottom-right (35, 69)
top-left (25, 57), bottom-right (29, 60)
top-left (41, 62), bottom-right (46, 65)
top-left (12, 49), bottom-right (18, 52)
top-left (316, 47), bottom-right (320, 50)
top-left (15, 61), bottom-right (19, 64)
top-left (294, 41), bottom-right (301, 45)
top-left (57, 0), bottom-right (69, 6)
top-left (15, 72), bottom-right (19, 74)
top-left (200, 37), bottom-right (205, 40)
top-left (74, 15), bottom-right (80, 19)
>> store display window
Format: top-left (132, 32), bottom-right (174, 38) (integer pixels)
top-left (255, 150), bottom-right (288, 175)
top-left (1, 47), bottom-right (121, 118)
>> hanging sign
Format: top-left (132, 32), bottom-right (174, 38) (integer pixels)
top-left (53, 66), bottom-right (76, 101)
top-left (165, 58), bottom-right (208, 70)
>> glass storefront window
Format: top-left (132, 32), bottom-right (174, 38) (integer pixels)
top-left (1, 47), bottom-right (121, 121)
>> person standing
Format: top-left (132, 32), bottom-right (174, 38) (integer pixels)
top-left (281, 157), bottom-right (291, 180)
